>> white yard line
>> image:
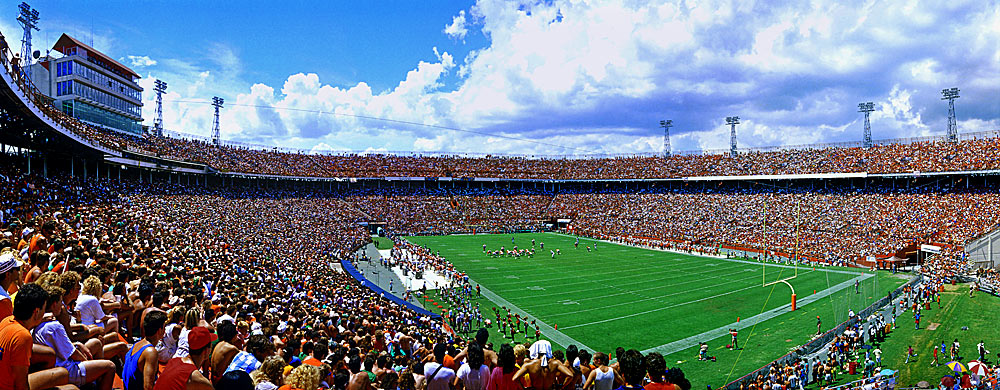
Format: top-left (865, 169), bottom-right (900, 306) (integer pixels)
top-left (561, 283), bottom-right (763, 330)
top-left (529, 268), bottom-right (756, 308)
top-left (548, 270), bottom-right (811, 318)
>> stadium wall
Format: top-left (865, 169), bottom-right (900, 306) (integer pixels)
top-left (964, 228), bottom-right (1000, 270)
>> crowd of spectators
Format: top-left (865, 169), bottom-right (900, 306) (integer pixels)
top-left (0, 160), bottom-right (693, 390)
top-left (0, 161), bottom-right (447, 390)
top-left (547, 187), bottom-right (1000, 264)
top-left (343, 188), bottom-right (550, 236)
top-left (919, 248), bottom-right (974, 282)
top-left (57, 128), bottom-right (1000, 181)
top-left (3, 155), bottom-right (1000, 390)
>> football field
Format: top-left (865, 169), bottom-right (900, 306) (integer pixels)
top-left (407, 232), bottom-right (907, 388)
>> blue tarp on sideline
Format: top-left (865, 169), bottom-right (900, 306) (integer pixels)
top-left (340, 259), bottom-right (441, 319)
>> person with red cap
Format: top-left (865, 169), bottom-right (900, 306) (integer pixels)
top-left (154, 327), bottom-right (216, 390)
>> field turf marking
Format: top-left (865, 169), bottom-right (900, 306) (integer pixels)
top-left (544, 270), bottom-right (800, 317)
top-left (638, 274), bottom-right (873, 357)
top-left (522, 267), bottom-right (760, 305)
top-left (561, 284), bottom-right (763, 330)
top-left (486, 260), bottom-right (751, 289)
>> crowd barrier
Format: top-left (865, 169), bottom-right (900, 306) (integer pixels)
top-left (722, 276), bottom-right (921, 390)
top-left (339, 257), bottom-right (442, 320)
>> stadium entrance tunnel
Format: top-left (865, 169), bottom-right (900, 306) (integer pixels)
top-left (359, 221), bottom-right (388, 236)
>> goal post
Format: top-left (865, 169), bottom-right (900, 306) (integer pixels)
top-left (762, 196), bottom-right (799, 310)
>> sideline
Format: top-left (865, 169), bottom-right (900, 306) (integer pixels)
top-left (466, 273), bottom-right (595, 351)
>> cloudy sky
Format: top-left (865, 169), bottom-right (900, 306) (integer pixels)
top-left (2, 0), bottom-right (998, 155)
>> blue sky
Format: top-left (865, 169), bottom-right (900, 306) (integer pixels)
top-left (2, 0), bottom-right (998, 155)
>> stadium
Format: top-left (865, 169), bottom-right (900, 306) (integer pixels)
top-left (0, 3), bottom-right (999, 390)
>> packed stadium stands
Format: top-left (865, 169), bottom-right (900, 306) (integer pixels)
top-left (55, 126), bottom-right (1000, 179)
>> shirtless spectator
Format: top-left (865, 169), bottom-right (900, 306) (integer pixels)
top-left (210, 321), bottom-right (240, 385)
top-left (455, 329), bottom-right (498, 370)
top-left (513, 341), bottom-right (576, 390)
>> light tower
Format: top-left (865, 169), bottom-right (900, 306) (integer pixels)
top-left (659, 120), bottom-right (672, 157)
top-left (726, 116), bottom-right (740, 157)
top-left (16, 2), bottom-right (40, 82)
top-left (211, 96), bottom-right (224, 145)
top-left (153, 80), bottom-right (167, 137)
top-left (942, 87), bottom-right (960, 141)
top-left (858, 102), bottom-right (874, 148)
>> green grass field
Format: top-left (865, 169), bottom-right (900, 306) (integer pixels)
top-left (407, 233), bottom-right (907, 388)
top-left (865, 284), bottom-right (1000, 386)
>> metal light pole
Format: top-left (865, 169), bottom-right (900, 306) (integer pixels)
top-left (17, 2), bottom-right (39, 82)
top-left (211, 96), bottom-right (224, 145)
top-left (659, 120), bottom-right (672, 157)
top-left (942, 88), bottom-right (960, 141)
top-left (858, 102), bottom-right (874, 148)
top-left (153, 80), bottom-right (167, 137)
top-left (726, 116), bottom-right (740, 157)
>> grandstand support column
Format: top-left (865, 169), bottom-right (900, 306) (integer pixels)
top-left (42, 155), bottom-right (47, 178)
top-left (70, 158), bottom-right (74, 177)
top-left (82, 159), bottom-right (88, 181)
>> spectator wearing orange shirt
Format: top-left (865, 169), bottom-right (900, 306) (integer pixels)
top-left (0, 283), bottom-right (69, 390)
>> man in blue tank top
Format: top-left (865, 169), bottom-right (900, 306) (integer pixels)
top-left (124, 311), bottom-right (167, 390)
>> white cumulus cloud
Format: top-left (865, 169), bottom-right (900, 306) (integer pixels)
top-left (444, 10), bottom-right (469, 41)
top-left (129, 0), bottom-right (1000, 156)
top-left (125, 55), bottom-right (157, 68)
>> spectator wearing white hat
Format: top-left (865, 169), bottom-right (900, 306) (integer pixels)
top-left (0, 252), bottom-right (22, 319)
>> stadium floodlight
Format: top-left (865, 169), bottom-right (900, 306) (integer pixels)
top-left (941, 87), bottom-right (960, 141)
top-left (153, 80), bottom-right (167, 137)
top-left (659, 120), bottom-right (672, 158)
top-left (858, 102), bottom-right (875, 148)
top-left (17, 2), bottom-right (40, 82)
top-left (726, 116), bottom-right (740, 157)
top-left (212, 96), bottom-right (224, 145)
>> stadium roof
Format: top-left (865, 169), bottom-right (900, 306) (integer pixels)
top-left (51, 33), bottom-right (140, 79)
